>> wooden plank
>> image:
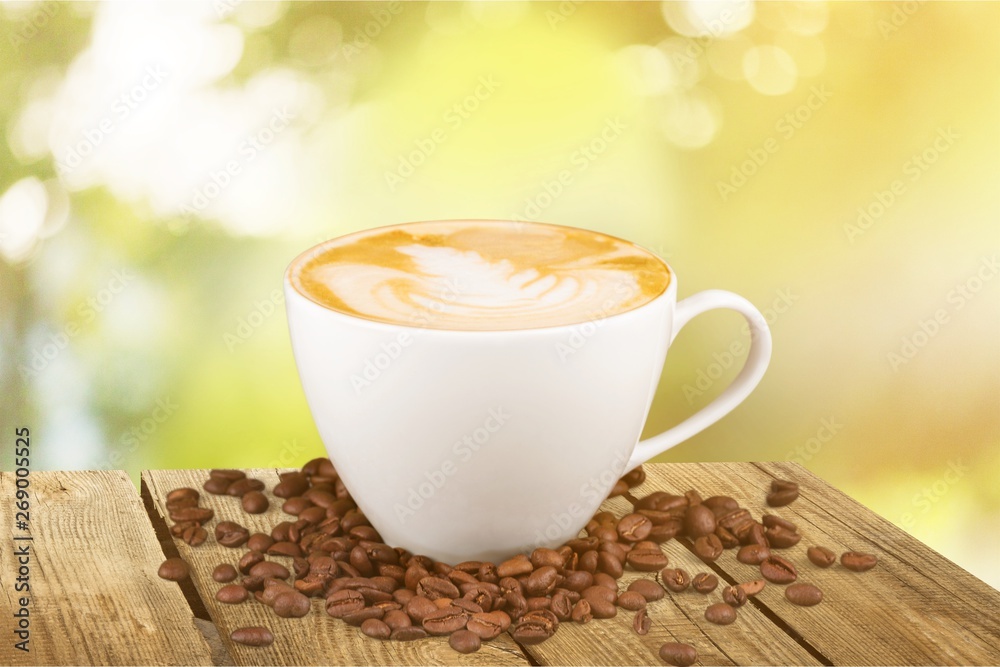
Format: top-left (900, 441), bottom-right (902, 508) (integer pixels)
top-left (633, 462), bottom-right (1000, 666)
top-left (518, 492), bottom-right (820, 666)
top-left (143, 469), bottom-right (531, 667)
top-left (0, 471), bottom-right (214, 666)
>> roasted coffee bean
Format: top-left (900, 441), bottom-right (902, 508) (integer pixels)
top-left (404, 595), bottom-right (438, 623)
top-left (383, 609), bottom-right (412, 632)
top-left (170, 521), bottom-right (198, 538)
top-left (449, 629), bottom-right (481, 653)
top-left (504, 591), bottom-right (528, 620)
top-left (722, 585), bottom-right (748, 608)
top-left (633, 607), bottom-right (651, 635)
top-left (273, 473), bottom-right (309, 499)
top-left (215, 521), bottom-right (250, 548)
top-left (267, 541), bottom-right (302, 558)
top-left (213, 563), bottom-right (238, 583)
top-left (739, 579), bottom-right (766, 596)
top-left (581, 588), bottom-right (616, 619)
top-left (169, 507), bottom-right (214, 524)
top-left (230, 626), bottom-right (273, 647)
top-left (683, 504), bottom-right (717, 538)
top-left (760, 555), bottom-right (798, 584)
top-left (249, 561), bottom-right (290, 580)
top-left (510, 609), bottom-right (559, 645)
top-left (742, 522), bottom-right (768, 547)
top-left (361, 618), bottom-right (391, 640)
top-left (271, 590), bottom-right (311, 618)
top-left (416, 576), bottom-right (460, 600)
top-left (593, 572), bottom-right (619, 591)
top-left (617, 514), bottom-right (653, 542)
top-left (529, 548), bottom-right (564, 570)
top-left (591, 524), bottom-right (618, 542)
top-left (766, 480), bottom-right (799, 507)
top-left (597, 551), bottom-right (624, 579)
top-left (227, 478), bottom-right (265, 497)
top-left (158, 557), bottom-right (189, 581)
top-left (691, 572), bottom-right (718, 594)
top-left (562, 570), bottom-right (593, 593)
top-left (325, 589), bottom-right (365, 618)
top-left (649, 520), bottom-right (683, 543)
top-left (704, 602), bottom-right (737, 625)
top-left (390, 626), bottom-right (429, 641)
top-left (617, 590), bottom-right (646, 611)
top-left (600, 540), bottom-right (629, 564)
top-left (841, 551), bottom-right (878, 572)
top-left (626, 547), bottom-right (669, 572)
top-left (422, 606), bottom-right (469, 635)
top-left (239, 551), bottom-right (266, 575)
top-left (242, 491), bottom-right (270, 514)
top-left (525, 566), bottom-right (558, 597)
top-left (660, 568), bottom-right (690, 593)
top-left (785, 583), bottom-right (823, 606)
top-left (571, 599), bottom-right (593, 624)
top-left (260, 580), bottom-right (295, 607)
top-left (182, 525), bottom-right (208, 547)
top-left (210, 468), bottom-right (246, 482)
top-left (166, 487), bottom-right (199, 504)
top-left (241, 576), bottom-right (266, 592)
top-left (627, 578), bottom-right (665, 602)
top-left (467, 611), bottom-right (510, 640)
top-left (807, 546), bottom-right (837, 568)
top-left (497, 553), bottom-right (533, 578)
top-left (715, 525), bottom-right (740, 549)
top-left (578, 550), bottom-right (599, 573)
top-left (762, 514), bottom-right (797, 532)
top-left (216, 583), bottom-right (249, 604)
top-left (544, 591), bottom-right (569, 621)
top-left (703, 495), bottom-right (739, 516)
top-left (737, 544), bottom-right (771, 565)
top-left (622, 465), bottom-right (646, 487)
top-left (203, 476), bottom-right (231, 495)
top-left (246, 533), bottom-right (274, 553)
top-left (765, 525), bottom-right (801, 549)
top-left (692, 534), bottom-right (723, 561)
top-left (608, 479), bottom-right (629, 497)
top-left (659, 642), bottom-right (698, 667)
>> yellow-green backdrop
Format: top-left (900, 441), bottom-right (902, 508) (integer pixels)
top-left (1, 2), bottom-right (997, 588)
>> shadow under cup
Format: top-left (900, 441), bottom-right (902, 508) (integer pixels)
top-left (283, 221), bottom-right (679, 563)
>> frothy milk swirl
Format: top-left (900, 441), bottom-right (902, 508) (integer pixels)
top-left (289, 221), bottom-right (670, 331)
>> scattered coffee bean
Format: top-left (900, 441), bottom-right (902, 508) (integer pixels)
top-left (242, 491), bottom-right (270, 514)
top-left (683, 504), bottom-right (717, 538)
top-left (722, 585), bottom-right (747, 607)
top-left (693, 534), bottom-right (723, 561)
top-left (571, 599), bottom-right (592, 624)
top-left (691, 572), bottom-right (718, 594)
top-left (627, 578), bottom-right (665, 602)
top-left (182, 525), bottom-right (208, 547)
top-left (762, 514), bottom-right (797, 532)
top-left (230, 626), bottom-right (273, 647)
top-left (361, 618), bottom-right (391, 640)
top-left (737, 544), bottom-right (771, 565)
top-left (738, 579), bottom-right (766, 596)
top-left (617, 590), bottom-right (646, 611)
top-left (216, 584), bottom-right (249, 604)
top-left (760, 554), bottom-right (798, 584)
top-left (660, 568), bottom-right (690, 593)
top-left (766, 479), bottom-right (799, 507)
top-left (704, 602), bottom-right (737, 625)
top-left (215, 521), bottom-right (250, 548)
top-left (765, 525), bottom-right (801, 549)
top-left (390, 626), bottom-right (428, 641)
top-left (633, 607), bottom-right (651, 635)
top-left (510, 609), bottom-right (559, 644)
top-left (227, 478), bottom-right (265, 497)
top-left (213, 563), bottom-right (238, 583)
top-left (618, 513), bottom-right (653, 542)
top-left (326, 589), bottom-right (365, 618)
top-left (807, 546), bottom-right (837, 568)
top-left (841, 551), bottom-right (878, 572)
top-left (449, 629), bottom-right (482, 654)
top-left (423, 606), bottom-right (470, 635)
top-left (659, 642), bottom-right (698, 666)
top-left (249, 561), bottom-right (290, 580)
top-left (157, 557), bottom-right (189, 582)
top-left (785, 583), bottom-right (823, 606)
top-left (274, 591), bottom-right (312, 618)
top-left (203, 476), bottom-right (231, 495)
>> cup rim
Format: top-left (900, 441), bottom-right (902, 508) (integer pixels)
top-left (284, 218), bottom-right (675, 334)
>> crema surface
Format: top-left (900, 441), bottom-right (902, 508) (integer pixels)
top-left (289, 221), bottom-right (670, 330)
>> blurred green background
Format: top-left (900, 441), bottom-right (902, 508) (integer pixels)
top-left (1, 2), bottom-right (997, 588)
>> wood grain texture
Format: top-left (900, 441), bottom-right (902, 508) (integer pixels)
top-left (142, 469), bottom-right (531, 667)
top-left (0, 471), bottom-right (213, 666)
top-left (631, 462), bottom-right (1000, 666)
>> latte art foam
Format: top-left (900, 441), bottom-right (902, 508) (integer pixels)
top-left (289, 221), bottom-right (670, 331)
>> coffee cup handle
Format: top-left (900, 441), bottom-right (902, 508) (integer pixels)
top-left (626, 289), bottom-right (772, 472)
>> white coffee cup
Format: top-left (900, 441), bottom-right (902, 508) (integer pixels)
top-left (284, 221), bottom-right (771, 563)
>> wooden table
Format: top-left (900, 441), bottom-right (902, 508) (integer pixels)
top-left (2, 463), bottom-right (998, 666)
